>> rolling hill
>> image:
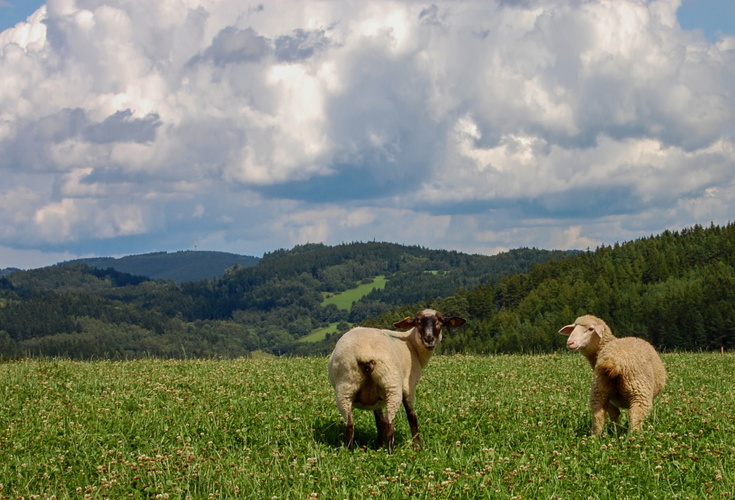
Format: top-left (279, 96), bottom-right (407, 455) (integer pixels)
top-left (60, 250), bottom-right (260, 282)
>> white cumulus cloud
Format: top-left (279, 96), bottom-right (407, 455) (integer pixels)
top-left (0, 0), bottom-right (734, 268)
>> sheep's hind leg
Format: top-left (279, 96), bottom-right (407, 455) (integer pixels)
top-left (383, 388), bottom-right (402, 452)
top-left (384, 421), bottom-right (396, 452)
top-left (591, 404), bottom-right (607, 436)
top-left (628, 400), bottom-right (652, 432)
top-left (606, 404), bottom-right (622, 434)
top-left (335, 390), bottom-right (356, 449)
top-left (343, 413), bottom-right (355, 449)
top-left (345, 415), bottom-right (355, 449)
top-left (374, 410), bottom-right (388, 448)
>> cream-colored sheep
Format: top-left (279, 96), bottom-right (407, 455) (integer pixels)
top-left (559, 314), bottom-right (666, 435)
top-left (328, 309), bottom-right (466, 450)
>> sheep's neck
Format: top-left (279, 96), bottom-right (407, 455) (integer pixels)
top-left (582, 334), bottom-right (614, 368)
top-left (383, 330), bottom-right (433, 367)
top-left (583, 350), bottom-right (598, 368)
top-left (408, 331), bottom-right (434, 368)
top-left (416, 349), bottom-right (434, 368)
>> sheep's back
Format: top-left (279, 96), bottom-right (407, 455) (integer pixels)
top-left (596, 337), bottom-right (666, 397)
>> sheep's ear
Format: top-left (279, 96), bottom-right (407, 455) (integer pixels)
top-left (393, 316), bottom-right (415, 330)
top-left (593, 324), bottom-right (605, 338)
top-left (446, 317), bottom-right (467, 328)
top-left (558, 324), bottom-right (575, 335)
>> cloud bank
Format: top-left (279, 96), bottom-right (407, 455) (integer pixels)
top-left (1, 0), bottom-right (734, 267)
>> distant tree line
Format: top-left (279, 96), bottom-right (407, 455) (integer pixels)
top-left (1, 226), bottom-right (734, 359)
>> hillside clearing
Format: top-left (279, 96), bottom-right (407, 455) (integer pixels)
top-left (299, 322), bottom-right (340, 343)
top-left (321, 276), bottom-right (388, 310)
top-left (301, 276), bottom-right (389, 343)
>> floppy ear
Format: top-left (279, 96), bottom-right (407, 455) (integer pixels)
top-left (393, 316), bottom-right (416, 330)
top-left (445, 317), bottom-right (467, 328)
top-left (592, 324), bottom-right (605, 338)
top-left (558, 324), bottom-right (575, 335)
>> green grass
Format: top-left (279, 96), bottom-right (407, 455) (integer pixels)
top-left (0, 353), bottom-right (733, 498)
top-left (321, 276), bottom-right (387, 310)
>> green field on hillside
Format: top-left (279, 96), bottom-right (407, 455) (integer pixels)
top-left (302, 276), bottom-right (389, 344)
top-left (321, 276), bottom-right (388, 310)
top-left (0, 352), bottom-right (733, 498)
top-left (299, 322), bottom-right (341, 343)
top-left (305, 271), bottom-right (469, 344)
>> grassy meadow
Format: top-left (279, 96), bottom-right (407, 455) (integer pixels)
top-left (0, 352), bottom-right (733, 499)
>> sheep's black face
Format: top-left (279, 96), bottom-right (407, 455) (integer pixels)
top-left (393, 309), bottom-right (466, 351)
top-left (418, 313), bottom-right (443, 350)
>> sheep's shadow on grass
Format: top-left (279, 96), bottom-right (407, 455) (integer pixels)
top-left (568, 417), bottom-right (630, 438)
top-left (552, 413), bottom-right (592, 438)
top-left (571, 425), bottom-right (625, 438)
top-left (312, 418), bottom-right (408, 450)
top-left (570, 422), bottom-right (591, 438)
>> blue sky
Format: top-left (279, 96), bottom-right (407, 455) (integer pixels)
top-left (0, 0), bottom-right (734, 269)
top-left (677, 0), bottom-right (735, 40)
top-left (0, 0), bottom-right (41, 32)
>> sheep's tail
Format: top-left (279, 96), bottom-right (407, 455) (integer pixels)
top-left (358, 359), bottom-right (377, 375)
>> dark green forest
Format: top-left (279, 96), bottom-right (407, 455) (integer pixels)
top-left (1, 224), bottom-right (735, 359)
top-left (430, 223), bottom-right (735, 354)
top-left (0, 242), bottom-right (570, 358)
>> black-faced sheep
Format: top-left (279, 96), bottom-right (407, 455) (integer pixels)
top-left (559, 314), bottom-right (667, 435)
top-left (328, 309), bottom-right (466, 450)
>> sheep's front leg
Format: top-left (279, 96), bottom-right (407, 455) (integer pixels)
top-left (590, 374), bottom-right (612, 436)
top-left (403, 398), bottom-right (421, 450)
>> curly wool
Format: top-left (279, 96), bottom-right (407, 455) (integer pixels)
top-left (560, 314), bottom-right (667, 435)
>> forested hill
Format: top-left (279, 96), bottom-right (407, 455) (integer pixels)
top-left (60, 250), bottom-right (260, 282)
top-left (395, 223), bottom-right (735, 355)
top-left (0, 242), bottom-right (572, 359)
